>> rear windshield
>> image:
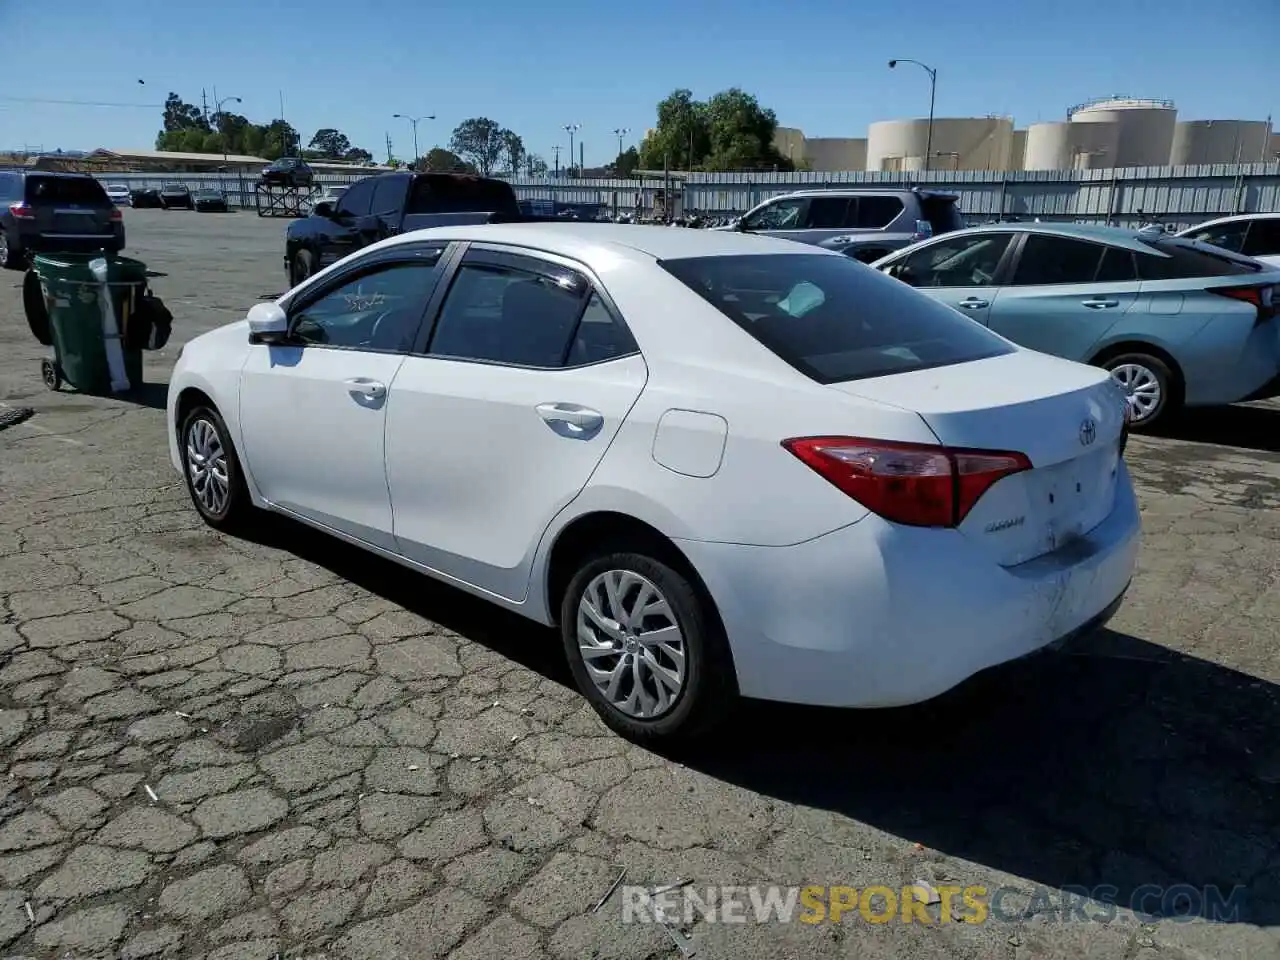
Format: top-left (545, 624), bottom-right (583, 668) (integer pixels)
top-left (406, 177), bottom-right (518, 215)
top-left (26, 176), bottom-right (109, 205)
top-left (919, 194), bottom-right (964, 234)
top-left (659, 253), bottom-right (1014, 384)
top-left (1137, 238), bottom-right (1260, 279)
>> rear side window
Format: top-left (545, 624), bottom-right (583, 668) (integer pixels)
top-left (805, 197), bottom-right (851, 229)
top-left (855, 196), bottom-right (905, 229)
top-left (1137, 239), bottom-right (1260, 279)
top-left (406, 177), bottom-right (518, 215)
top-left (1243, 219), bottom-right (1280, 258)
top-left (919, 195), bottom-right (964, 234)
top-left (660, 253), bottom-right (1014, 384)
top-left (1009, 235), bottom-right (1110, 285)
top-left (26, 176), bottom-right (109, 205)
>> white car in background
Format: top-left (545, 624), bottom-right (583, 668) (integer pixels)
top-left (104, 183), bottom-right (131, 206)
top-left (167, 224), bottom-right (1139, 743)
top-left (1176, 213), bottom-right (1280, 268)
top-left (305, 184), bottom-right (347, 215)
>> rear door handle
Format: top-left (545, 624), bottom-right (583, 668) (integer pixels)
top-left (536, 402), bottom-right (603, 435)
top-left (1082, 298), bottom-right (1119, 309)
top-left (344, 378), bottom-right (386, 400)
top-left (958, 297), bottom-right (989, 309)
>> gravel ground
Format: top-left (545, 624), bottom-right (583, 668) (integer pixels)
top-left (0, 208), bottom-right (1278, 959)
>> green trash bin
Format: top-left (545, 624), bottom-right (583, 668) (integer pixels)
top-left (32, 253), bottom-right (148, 394)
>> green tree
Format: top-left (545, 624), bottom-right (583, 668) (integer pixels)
top-left (309, 128), bottom-right (352, 159)
top-left (178, 128), bottom-right (207, 152)
top-left (162, 92), bottom-right (208, 133)
top-left (201, 132), bottom-right (225, 154)
top-left (449, 118), bottom-right (505, 175)
top-left (261, 120), bottom-right (300, 160)
top-left (526, 154), bottom-right (549, 177)
top-left (420, 146), bottom-right (475, 173)
top-left (344, 146), bottom-right (374, 163)
top-left (638, 87), bottom-right (790, 173)
top-left (241, 125), bottom-right (266, 157)
top-left (501, 129), bottom-right (525, 176)
top-left (213, 112), bottom-right (251, 154)
top-left (610, 146), bottom-right (640, 178)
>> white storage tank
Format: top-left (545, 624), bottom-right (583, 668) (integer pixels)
top-left (1170, 120), bottom-right (1271, 165)
top-left (1024, 120), bottom-right (1121, 170)
top-left (866, 117), bottom-right (1014, 171)
top-left (1068, 97), bottom-right (1177, 167)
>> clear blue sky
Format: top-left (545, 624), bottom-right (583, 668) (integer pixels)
top-left (3, 0), bottom-right (1276, 164)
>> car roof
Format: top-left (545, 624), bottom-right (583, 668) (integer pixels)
top-left (1177, 212), bottom-right (1280, 231)
top-left (382, 222), bottom-right (835, 264)
top-left (941, 221), bottom-right (1180, 253)
top-left (756, 187), bottom-right (955, 202)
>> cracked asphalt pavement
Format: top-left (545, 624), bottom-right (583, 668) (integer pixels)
top-left (0, 209), bottom-right (1278, 959)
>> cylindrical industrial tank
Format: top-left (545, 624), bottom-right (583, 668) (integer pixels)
top-left (1170, 120), bottom-right (1271, 165)
top-left (1068, 98), bottom-right (1177, 167)
top-left (866, 117), bottom-right (1013, 171)
top-left (1024, 122), bottom-right (1072, 170)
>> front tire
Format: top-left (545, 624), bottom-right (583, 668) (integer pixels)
top-left (179, 405), bottom-right (253, 531)
top-left (1102, 352), bottom-right (1177, 430)
top-left (560, 550), bottom-right (735, 744)
top-left (0, 230), bottom-right (22, 270)
top-left (290, 249), bottom-right (316, 287)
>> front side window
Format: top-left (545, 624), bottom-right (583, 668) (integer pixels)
top-left (289, 253), bottom-right (443, 352)
top-left (1009, 235), bottom-right (1109, 286)
top-left (336, 179), bottom-right (375, 217)
top-left (428, 260), bottom-right (590, 367)
top-left (897, 233), bottom-right (1013, 288)
top-left (1184, 220), bottom-right (1249, 253)
top-left (660, 253), bottom-right (1014, 384)
top-left (743, 198), bottom-right (807, 231)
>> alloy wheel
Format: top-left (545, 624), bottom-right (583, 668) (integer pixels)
top-left (185, 417), bottom-right (230, 516)
top-left (1109, 363), bottom-right (1162, 424)
top-left (576, 569), bottom-right (687, 720)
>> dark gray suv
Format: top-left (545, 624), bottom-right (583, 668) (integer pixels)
top-left (0, 171), bottom-right (125, 270)
top-left (716, 187), bottom-right (964, 262)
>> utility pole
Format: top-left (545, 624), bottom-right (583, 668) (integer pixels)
top-left (563, 124), bottom-right (580, 176)
top-left (579, 141), bottom-right (584, 176)
top-left (552, 145), bottom-right (561, 179)
top-left (612, 127), bottom-right (629, 162)
top-left (385, 132), bottom-right (393, 166)
top-left (200, 88), bottom-right (209, 125)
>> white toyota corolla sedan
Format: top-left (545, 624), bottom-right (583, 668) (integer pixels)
top-left (167, 223), bottom-right (1140, 742)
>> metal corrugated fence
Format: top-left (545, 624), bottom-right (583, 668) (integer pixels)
top-left (90, 162), bottom-right (1280, 227)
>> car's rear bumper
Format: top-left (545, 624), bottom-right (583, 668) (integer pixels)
top-left (678, 462), bottom-right (1141, 709)
top-left (21, 232), bottom-right (124, 255)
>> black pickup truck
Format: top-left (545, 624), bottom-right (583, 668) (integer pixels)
top-left (284, 172), bottom-right (547, 286)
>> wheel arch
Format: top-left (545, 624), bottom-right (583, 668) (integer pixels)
top-left (1087, 339), bottom-right (1185, 399)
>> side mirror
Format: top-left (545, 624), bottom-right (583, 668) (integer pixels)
top-left (311, 200), bottom-right (336, 218)
top-left (247, 302), bottom-right (290, 345)
top-left (734, 218), bottom-right (749, 232)
top-left (885, 263), bottom-right (916, 285)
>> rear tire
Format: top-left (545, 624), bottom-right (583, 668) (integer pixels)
top-left (179, 405), bottom-right (254, 532)
top-left (560, 549), bottom-right (735, 744)
top-left (1101, 352), bottom-right (1177, 430)
top-left (0, 230), bottom-right (21, 270)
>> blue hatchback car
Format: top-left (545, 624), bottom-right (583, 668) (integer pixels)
top-left (872, 223), bottom-right (1280, 428)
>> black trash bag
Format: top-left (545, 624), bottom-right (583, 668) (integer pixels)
top-left (125, 293), bottom-right (173, 351)
top-left (22, 270), bottom-right (52, 346)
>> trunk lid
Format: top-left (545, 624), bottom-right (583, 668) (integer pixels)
top-left (829, 350), bottom-right (1127, 567)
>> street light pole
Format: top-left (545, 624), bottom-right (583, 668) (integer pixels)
top-left (564, 124), bottom-right (580, 176)
top-left (214, 95), bottom-right (242, 204)
top-left (612, 127), bottom-right (629, 161)
top-left (888, 59), bottom-right (937, 172)
top-left (393, 114), bottom-right (434, 169)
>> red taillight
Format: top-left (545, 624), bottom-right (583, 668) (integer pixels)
top-left (782, 436), bottom-right (1032, 528)
top-left (8, 202), bottom-right (34, 220)
top-left (109, 207), bottom-right (123, 221)
top-left (1210, 284), bottom-right (1276, 326)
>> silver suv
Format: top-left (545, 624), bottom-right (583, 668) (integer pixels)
top-left (717, 187), bottom-right (964, 262)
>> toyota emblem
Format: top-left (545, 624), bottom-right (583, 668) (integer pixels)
top-left (1079, 418), bottom-right (1097, 446)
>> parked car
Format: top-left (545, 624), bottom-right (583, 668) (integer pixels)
top-left (0, 171), bottom-right (125, 269)
top-left (284, 171), bottom-right (548, 286)
top-left (1175, 213), bottom-right (1280, 269)
top-left (260, 157), bottom-right (314, 189)
top-left (104, 183), bottom-right (132, 206)
top-left (713, 188), bottom-right (964, 261)
top-left (193, 189), bottom-right (229, 213)
top-left (169, 223), bottom-right (1138, 742)
top-left (160, 183), bottom-right (193, 210)
top-left (303, 183), bottom-right (347, 216)
top-left (130, 187), bottom-right (164, 209)
top-left (872, 223), bottom-right (1280, 429)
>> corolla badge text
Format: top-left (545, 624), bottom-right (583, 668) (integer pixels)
top-left (984, 516), bottom-right (1026, 534)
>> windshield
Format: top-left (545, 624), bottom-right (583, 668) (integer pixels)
top-left (660, 253), bottom-right (1014, 383)
top-left (107, 184), bottom-right (127, 191)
